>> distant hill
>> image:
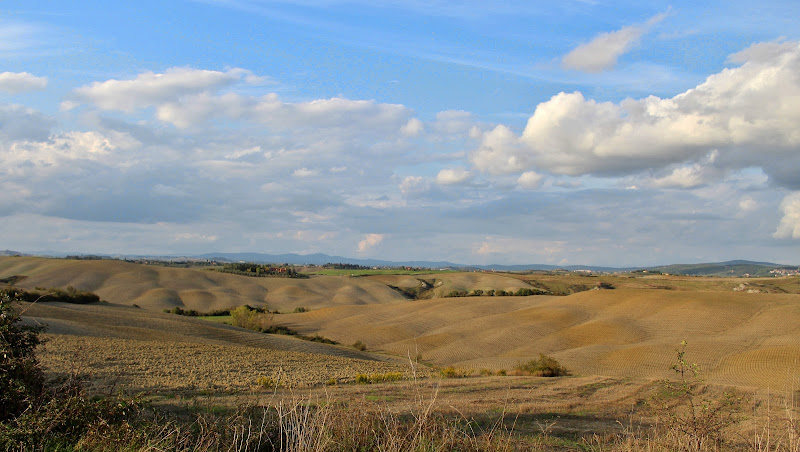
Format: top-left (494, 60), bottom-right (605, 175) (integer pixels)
top-left (8, 250), bottom-right (798, 276)
top-left (646, 260), bottom-right (796, 277)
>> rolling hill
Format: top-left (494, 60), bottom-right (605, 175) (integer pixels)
top-left (4, 256), bottom-right (800, 390)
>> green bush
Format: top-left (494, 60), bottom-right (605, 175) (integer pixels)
top-left (513, 354), bottom-right (568, 377)
top-left (0, 286), bottom-right (100, 305)
top-left (0, 292), bottom-right (46, 422)
top-left (0, 292), bottom-right (140, 449)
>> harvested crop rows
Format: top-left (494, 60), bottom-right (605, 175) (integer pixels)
top-left (23, 302), bottom-right (423, 392)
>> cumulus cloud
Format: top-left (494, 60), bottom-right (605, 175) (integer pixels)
top-left (71, 67), bottom-right (252, 112)
top-left (0, 72), bottom-right (47, 93)
top-left (472, 41), bottom-right (800, 188)
top-left (0, 131), bottom-right (127, 169)
top-left (436, 167), bottom-right (472, 185)
top-left (562, 12), bottom-right (667, 72)
top-left (648, 150), bottom-right (723, 189)
top-left (774, 193), bottom-right (800, 239)
top-left (357, 233), bottom-right (384, 252)
top-left (69, 67), bottom-right (416, 139)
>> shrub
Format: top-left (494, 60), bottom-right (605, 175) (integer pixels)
top-left (355, 374), bottom-right (370, 384)
top-left (255, 376), bottom-right (281, 389)
top-left (0, 292), bottom-right (141, 450)
top-left (352, 340), bottom-right (367, 351)
top-left (230, 305), bottom-right (273, 331)
top-left (513, 354), bottom-right (568, 377)
top-left (293, 306), bottom-right (309, 313)
top-left (439, 367), bottom-right (470, 378)
top-left (649, 341), bottom-right (742, 451)
top-left (0, 292), bottom-right (46, 422)
top-left (354, 372), bottom-right (403, 384)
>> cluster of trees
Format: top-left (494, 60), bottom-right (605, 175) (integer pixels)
top-left (229, 305), bottom-right (337, 344)
top-left (444, 288), bottom-right (540, 298)
top-left (162, 306), bottom-right (232, 317)
top-left (324, 263), bottom-right (370, 270)
top-left (219, 263), bottom-right (305, 278)
top-left (0, 286), bottom-right (101, 304)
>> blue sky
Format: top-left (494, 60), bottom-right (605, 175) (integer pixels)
top-left (1, 1), bottom-right (800, 266)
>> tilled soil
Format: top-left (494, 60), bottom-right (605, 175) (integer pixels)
top-left (22, 301), bottom-right (426, 392)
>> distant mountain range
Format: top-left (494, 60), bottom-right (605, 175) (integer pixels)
top-left (9, 249), bottom-right (796, 277)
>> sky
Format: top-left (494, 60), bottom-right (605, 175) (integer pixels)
top-left (1, 0), bottom-right (800, 266)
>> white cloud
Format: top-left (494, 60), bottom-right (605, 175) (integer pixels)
top-left (293, 167), bottom-right (318, 177)
top-left (727, 39), bottom-right (797, 64)
top-left (739, 196), bottom-right (757, 213)
top-left (470, 125), bottom-right (523, 175)
top-left (357, 233), bottom-right (384, 252)
top-left (562, 11), bottom-right (667, 73)
top-left (774, 193), bottom-right (800, 239)
top-left (72, 67), bottom-right (250, 112)
top-left (517, 171), bottom-right (543, 189)
top-left (0, 72), bottom-right (47, 93)
top-left (401, 118), bottom-right (423, 136)
top-left (1, 131), bottom-right (128, 169)
top-left (399, 175), bottom-right (430, 196)
top-left (649, 150), bottom-right (722, 189)
top-left (174, 232), bottom-right (218, 242)
top-left (225, 146), bottom-right (262, 160)
top-left (474, 242), bottom-right (492, 255)
top-left (472, 41), bottom-right (800, 186)
top-left (436, 167), bottom-right (472, 185)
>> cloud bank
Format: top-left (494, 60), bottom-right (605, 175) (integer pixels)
top-left (476, 41), bottom-right (800, 191)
